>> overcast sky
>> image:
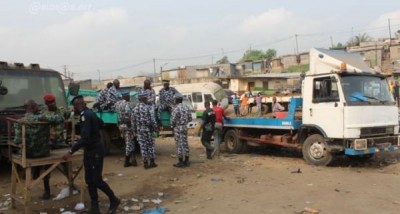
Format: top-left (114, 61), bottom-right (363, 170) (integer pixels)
top-left (0, 0), bottom-right (399, 80)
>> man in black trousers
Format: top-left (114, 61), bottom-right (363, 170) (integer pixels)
top-left (63, 95), bottom-right (120, 214)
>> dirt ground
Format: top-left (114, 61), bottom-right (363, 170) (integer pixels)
top-left (1, 136), bottom-right (400, 214)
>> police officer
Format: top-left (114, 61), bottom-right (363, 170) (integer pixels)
top-left (170, 93), bottom-right (192, 167)
top-left (133, 91), bottom-right (158, 169)
top-left (115, 92), bottom-right (137, 167)
top-left (158, 79), bottom-right (178, 124)
top-left (63, 95), bottom-right (120, 214)
top-left (201, 101), bottom-right (216, 159)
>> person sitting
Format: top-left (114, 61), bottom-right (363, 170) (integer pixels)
top-left (157, 79), bottom-right (179, 124)
top-left (272, 96), bottom-right (285, 118)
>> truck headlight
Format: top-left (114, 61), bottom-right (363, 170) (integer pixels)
top-left (354, 139), bottom-right (367, 150)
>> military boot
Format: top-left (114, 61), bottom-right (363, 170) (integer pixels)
top-left (124, 155), bottom-right (132, 168)
top-left (108, 197), bottom-right (121, 214)
top-left (184, 156), bottom-right (190, 167)
top-left (144, 160), bottom-right (150, 169)
top-left (131, 152), bottom-right (138, 167)
top-left (173, 158), bottom-right (186, 168)
top-left (149, 158), bottom-right (158, 168)
top-left (206, 149), bottom-right (212, 160)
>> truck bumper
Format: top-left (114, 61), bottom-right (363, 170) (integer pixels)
top-left (345, 145), bottom-right (400, 155)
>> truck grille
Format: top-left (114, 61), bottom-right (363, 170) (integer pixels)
top-left (360, 127), bottom-right (391, 137)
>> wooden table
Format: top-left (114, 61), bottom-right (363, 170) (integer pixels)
top-left (6, 117), bottom-right (85, 214)
top-left (9, 149), bottom-right (85, 214)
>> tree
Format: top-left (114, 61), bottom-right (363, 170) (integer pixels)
top-left (346, 33), bottom-right (373, 47)
top-left (238, 48), bottom-right (277, 63)
top-left (216, 56), bottom-right (230, 64)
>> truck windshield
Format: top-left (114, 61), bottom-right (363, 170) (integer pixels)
top-left (0, 69), bottom-right (66, 110)
top-left (341, 74), bottom-right (394, 106)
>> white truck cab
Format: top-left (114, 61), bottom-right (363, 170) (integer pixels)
top-left (301, 48), bottom-right (399, 165)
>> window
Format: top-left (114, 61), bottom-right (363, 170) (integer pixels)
top-left (192, 92), bottom-right (203, 102)
top-left (204, 94), bottom-right (213, 102)
top-left (312, 76), bottom-right (339, 103)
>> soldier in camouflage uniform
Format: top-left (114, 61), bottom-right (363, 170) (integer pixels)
top-left (142, 79), bottom-right (156, 111)
top-left (170, 93), bottom-right (193, 168)
top-left (115, 92), bottom-right (137, 167)
top-left (41, 93), bottom-right (67, 149)
top-left (95, 82), bottom-right (113, 111)
top-left (133, 91), bottom-right (158, 169)
top-left (157, 79), bottom-right (178, 125)
top-left (14, 99), bottom-right (55, 199)
top-left (96, 80), bottom-right (122, 111)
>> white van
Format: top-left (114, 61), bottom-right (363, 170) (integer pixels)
top-left (154, 82), bottom-right (228, 117)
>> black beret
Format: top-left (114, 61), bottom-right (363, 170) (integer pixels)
top-left (70, 95), bottom-right (83, 105)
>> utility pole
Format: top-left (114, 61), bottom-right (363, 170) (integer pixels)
top-left (295, 34), bottom-right (299, 55)
top-left (330, 36), bottom-right (334, 49)
top-left (63, 65), bottom-right (67, 78)
top-left (153, 58), bottom-right (156, 75)
top-left (388, 18), bottom-right (392, 45)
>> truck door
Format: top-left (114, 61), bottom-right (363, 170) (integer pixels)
top-left (303, 75), bottom-right (344, 138)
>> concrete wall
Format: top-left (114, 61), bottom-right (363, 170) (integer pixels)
top-left (390, 45), bottom-right (400, 61)
top-left (299, 53), bottom-right (309, 65)
top-left (281, 55), bottom-right (298, 68)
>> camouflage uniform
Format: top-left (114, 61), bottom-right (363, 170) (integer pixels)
top-left (14, 112), bottom-right (50, 158)
top-left (97, 85), bottom-right (122, 111)
top-left (171, 103), bottom-right (192, 159)
top-left (114, 99), bottom-right (135, 156)
top-left (41, 107), bottom-right (66, 149)
top-left (158, 87), bottom-right (178, 123)
top-left (133, 102), bottom-right (157, 163)
top-left (142, 88), bottom-right (156, 115)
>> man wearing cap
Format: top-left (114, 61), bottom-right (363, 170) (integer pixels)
top-left (98, 79), bottom-right (122, 111)
top-left (158, 79), bottom-right (179, 125)
top-left (114, 92), bottom-right (137, 167)
top-left (63, 95), bottom-right (120, 214)
top-left (133, 91), bottom-right (158, 169)
top-left (41, 93), bottom-right (67, 149)
top-left (170, 93), bottom-right (192, 168)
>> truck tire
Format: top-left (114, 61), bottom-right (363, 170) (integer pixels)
top-left (224, 129), bottom-right (244, 153)
top-left (100, 129), bottom-right (111, 155)
top-left (302, 134), bottom-right (333, 166)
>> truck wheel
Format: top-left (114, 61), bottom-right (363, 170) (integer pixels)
top-left (100, 129), bottom-right (111, 155)
top-left (302, 134), bottom-right (333, 166)
top-left (224, 129), bottom-right (243, 153)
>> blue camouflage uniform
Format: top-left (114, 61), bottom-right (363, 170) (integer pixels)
top-left (133, 92), bottom-right (158, 165)
top-left (158, 85), bottom-right (178, 123)
top-left (114, 99), bottom-right (135, 156)
top-left (171, 97), bottom-right (192, 159)
top-left (97, 85), bottom-right (122, 111)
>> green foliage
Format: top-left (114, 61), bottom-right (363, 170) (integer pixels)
top-left (346, 33), bottom-right (373, 47)
top-left (284, 64), bottom-right (309, 73)
top-left (238, 48), bottom-right (277, 63)
top-left (216, 56), bottom-right (230, 64)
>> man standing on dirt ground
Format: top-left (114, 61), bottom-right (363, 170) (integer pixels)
top-left (142, 79), bottom-right (158, 135)
top-left (256, 93), bottom-right (263, 117)
top-left (171, 93), bottom-right (193, 168)
top-left (158, 79), bottom-right (178, 125)
top-left (115, 92), bottom-right (137, 168)
top-left (133, 91), bottom-right (158, 169)
top-left (63, 95), bottom-right (120, 214)
top-left (212, 100), bottom-right (229, 157)
top-left (201, 101), bottom-right (215, 159)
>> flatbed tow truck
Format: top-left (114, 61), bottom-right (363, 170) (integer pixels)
top-left (223, 48), bottom-right (400, 166)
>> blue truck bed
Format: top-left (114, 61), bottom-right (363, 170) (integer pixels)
top-left (224, 97), bottom-right (303, 130)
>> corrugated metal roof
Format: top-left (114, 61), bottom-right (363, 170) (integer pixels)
top-left (245, 72), bottom-right (302, 79)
